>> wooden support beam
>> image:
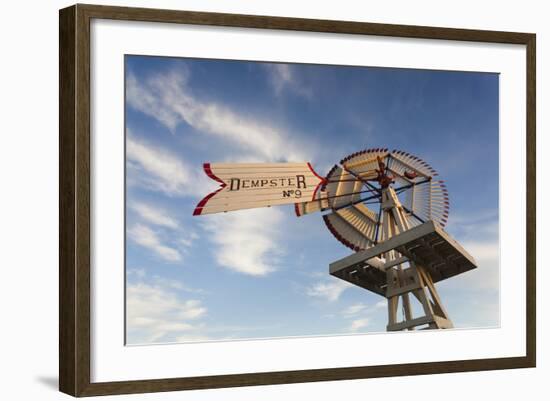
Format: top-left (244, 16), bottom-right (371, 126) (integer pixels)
top-left (387, 315), bottom-right (435, 332)
top-left (385, 281), bottom-right (422, 298)
top-left (383, 255), bottom-right (408, 269)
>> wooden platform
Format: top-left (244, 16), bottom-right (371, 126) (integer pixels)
top-left (329, 220), bottom-right (477, 297)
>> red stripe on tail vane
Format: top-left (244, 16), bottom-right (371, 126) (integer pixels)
top-left (193, 163), bottom-right (228, 215)
top-left (307, 162), bottom-right (327, 201)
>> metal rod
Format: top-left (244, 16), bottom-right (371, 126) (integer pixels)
top-left (324, 188), bottom-right (380, 202)
top-left (401, 205), bottom-right (425, 223)
top-left (374, 203), bottom-right (383, 244)
top-left (332, 192), bottom-right (381, 211)
top-left (393, 178), bottom-right (431, 193)
top-left (341, 165), bottom-right (382, 195)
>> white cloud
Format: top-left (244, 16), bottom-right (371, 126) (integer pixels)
top-left (350, 318), bottom-right (370, 332)
top-left (342, 303), bottom-right (368, 316)
top-left (126, 280), bottom-right (207, 344)
top-left (179, 231), bottom-right (200, 249)
top-left (200, 208), bottom-right (285, 276)
top-left (442, 209), bottom-right (500, 292)
top-left (151, 274), bottom-right (205, 294)
top-left (375, 300), bottom-right (386, 309)
top-left (179, 238), bottom-right (193, 247)
top-left (448, 240), bottom-right (499, 291)
top-left (127, 71), bottom-right (186, 132)
top-left (446, 208), bottom-right (499, 241)
top-left (127, 267), bottom-right (146, 278)
top-left (127, 135), bottom-right (189, 196)
top-left (461, 241), bottom-right (499, 262)
top-left (128, 223), bottom-right (181, 262)
top-left (131, 202), bottom-right (179, 229)
top-left (264, 64), bottom-right (312, 99)
top-left (127, 68), bottom-right (313, 162)
top-left (126, 134), bottom-right (216, 197)
top-left (129, 199), bottom-right (199, 251)
top-left (306, 279), bottom-right (353, 302)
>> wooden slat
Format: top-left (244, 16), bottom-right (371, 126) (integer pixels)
top-left (209, 162), bottom-right (311, 169)
top-left (198, 196), bottom-right (307, 214)
top-left (350, 180), bottom-right (364, 203)
top-left (327, 212), bottom-right (371, 250)
top-left (389, 155), bottom-right (431, 178)
top-left (343, 155), bottom-right (379, 170)
top-left (331, 171), bottom-right (358, 209)
top-left (202, 189), bottom-right (318, 207)
top-left (214, 171), bottom-right (325, 180)
top-left (338, 206), bottom-right (377, 242)
top-left (355, 203), bottom-right (378, 222)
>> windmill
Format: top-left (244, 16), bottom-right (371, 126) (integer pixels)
top-left (193, 148), bottom-right (477, 331)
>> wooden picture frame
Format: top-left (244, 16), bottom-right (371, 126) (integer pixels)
top-left (59, 3), bottom-right (536, 397)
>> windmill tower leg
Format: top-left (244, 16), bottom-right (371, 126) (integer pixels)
top-left (380, 187), bottom-right (453, 331)
top-left (386, 261), bottom-right (453, 331)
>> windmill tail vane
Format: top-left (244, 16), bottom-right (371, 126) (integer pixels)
top-left (192, 162), bottom-right (327, 216)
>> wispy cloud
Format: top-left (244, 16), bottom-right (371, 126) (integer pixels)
top-left (127, 134), bottom-right (217, 198)
top-left (126, 68), bottom-right (189, 132)
top-left (446, 208), bottom-right (499, 241)
top-left (374, 300), bottom-right (386, 309)
top-left (349, 318), bottom-right (370, 332)
top-left (126, 280), bottom-right (207, 344)
top-left (306, 279), bottom-right (353, 302)
top-left (127, 135), bottom-right (190, 196)
top-left (341, 300), bottom-right (384, 332)
top-left (342, 302), bottom-right (368, 317)
top-left (449, 240), bottom-right (499, 291)
top-left (264, 64), bottom-right (312, 99)
top-left (130, 202), bottom-right (179, 229)
top-left (128, 223), bottom-right (181, 262)
top-left (149, 274), bottom-right (206, 295)
top-left (461, 241), bottom-right (499, 262)
top-left (126, 67), bottom-right (313, 161)
top-left (179, 231), bottom-right (199, 248)
top-left (444, 208), bottom-right (499, 291)
top-left (127, 267), bottom-right (146, 279)
top-left (200, 208), bottom-right (285, 276)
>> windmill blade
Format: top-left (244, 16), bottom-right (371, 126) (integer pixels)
top-left (323, 203), bottom-right (379, 251)
top-left (330, 171), bottom-right (364, 209)
top-left (390, 150), bottom-right (438, 178)
top-left (340, 148), bottom-right (390, 177)
top-left (399, 178), bottom-right (449, 228)
top-left (321, 165), bottom-right (362, 209)
top-left (403, 212), bottom-right (423, 228)
top-left (428, 180), bottom-right (450, 227)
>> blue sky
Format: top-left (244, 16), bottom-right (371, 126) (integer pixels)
top-left (125, 55), bottom-right (499, 344)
